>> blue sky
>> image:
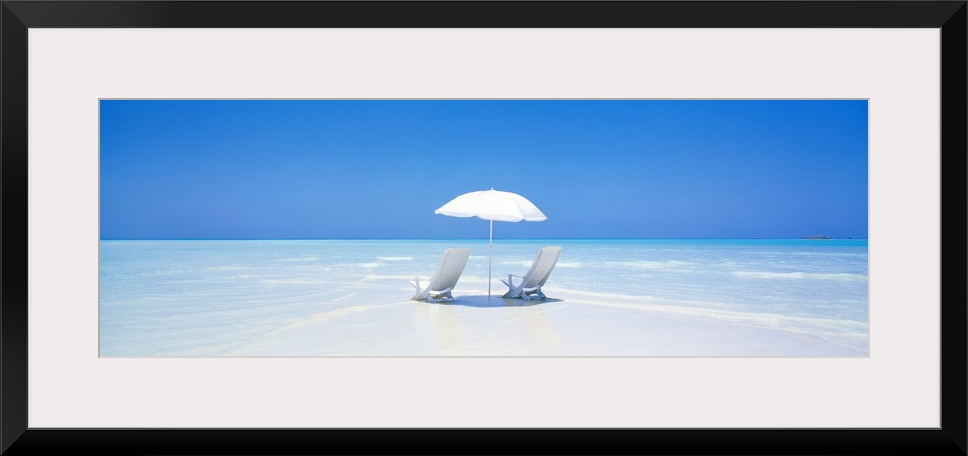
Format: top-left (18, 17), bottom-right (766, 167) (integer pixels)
top-left (99, 100), bottom-right (868, 239)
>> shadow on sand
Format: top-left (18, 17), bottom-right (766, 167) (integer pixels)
top-left (430, 294), bottom-right (563, 308)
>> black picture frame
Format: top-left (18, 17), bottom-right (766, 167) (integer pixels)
top-left (2, 1), bottom-right (965, 455)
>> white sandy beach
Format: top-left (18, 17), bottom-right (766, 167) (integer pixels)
top-left (219, 274), bottom-right (867, 357)
top-left (98, 239), bottom-right (869, 358)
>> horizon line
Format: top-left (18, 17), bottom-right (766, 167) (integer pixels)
top-left (99, 237), bottom-right (869, 241)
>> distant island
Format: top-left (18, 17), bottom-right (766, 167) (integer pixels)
top-left (804, 234), bottom-right (832, 240)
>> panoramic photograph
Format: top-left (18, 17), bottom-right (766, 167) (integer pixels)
top-left (99, 99), bottom-right (869, 357)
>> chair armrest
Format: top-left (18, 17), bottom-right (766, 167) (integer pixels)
top-left (502, 274), bottom-right (525, 288)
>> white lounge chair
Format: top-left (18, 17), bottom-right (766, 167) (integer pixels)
top-left (501, 246), bottom-right (561, 300)
top-left (411, 248), bottom-right (470, 302)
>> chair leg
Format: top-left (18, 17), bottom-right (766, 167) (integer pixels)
top-left (522, 288), bottom-right (547, 300)
top-left (503, 287), bottom-right (523, 298)
top-left (411, 277), bottom-right (431, 301)
top-left (502, 275), bottom-right (522, 298)
top-left (427, 288), bottom-right (455, 303)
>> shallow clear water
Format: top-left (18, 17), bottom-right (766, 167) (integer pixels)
top-left (99, 239), bottom-right (868, 356)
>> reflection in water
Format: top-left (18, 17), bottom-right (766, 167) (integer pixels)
top-left (412, 301), bottom-right (466, 355)
top-left (413, 295), bottom-right (561, 356)
top-left (524, 307), bottom-right (560, 354)
top-left (428, 303), bottom-right (467, 355)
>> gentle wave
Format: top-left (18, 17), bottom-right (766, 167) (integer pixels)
top-left (230, 274), bottom-right (260, 280)
top-left (499, 260), bottom-right (583, 268)
top-left (554, 287), bottom-right (868, 332)
top-left (261, 278), bottom-right (335, 285)
top-left (732, 271), bottom-right (868, 281)
top-left (501, 260), bottom-right (539, 268)
top-left (605, 260), bottom-right (692, 269)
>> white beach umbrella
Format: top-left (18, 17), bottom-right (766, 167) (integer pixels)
top-left (435, 188), bottom-right (547, 300)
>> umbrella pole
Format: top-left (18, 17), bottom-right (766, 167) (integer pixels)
top-left (488, 219), bottom-right (493, 302)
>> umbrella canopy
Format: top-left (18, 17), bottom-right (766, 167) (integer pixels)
top-left (435, 188), bottom-right (547, 300)
top-left (435, 189), bottom-right (547, 223)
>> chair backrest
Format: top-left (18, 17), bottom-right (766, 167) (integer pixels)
top-left (521, 246), bottom-right (561, 288)
top-left (428, 248), bottom-right (470, 291)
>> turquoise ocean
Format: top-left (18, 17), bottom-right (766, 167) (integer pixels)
top-left (99, 238), bottom-right (869, 357)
